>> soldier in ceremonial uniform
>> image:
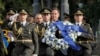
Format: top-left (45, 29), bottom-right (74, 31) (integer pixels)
top-left (40, 8), bottom-right (55, 56)
top-left (67, 9), bottom-right (94, 56)
top-left (2, 8), bottom-right (16, 30)
top-left (11, 8), bottom-right (39, 56)
top-left (40, 8), bottom-right (51, 29)
top-left (0, 8), bottom-right (16, 56)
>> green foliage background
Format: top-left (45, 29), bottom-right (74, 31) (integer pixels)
top-left (0, 0), bottom-right (100, 26)
top-left (82, 1), bottom-right (100, 31)
top-left (0, 0), bottom-right (33, 19)
top-left (0, 0), bottom-right (4, 19)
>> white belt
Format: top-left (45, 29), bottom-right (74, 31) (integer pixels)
top-left (15, 39), bottom-right (32, 43)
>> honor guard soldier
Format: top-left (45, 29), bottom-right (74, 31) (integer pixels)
top-left (1, 8), bottom-right (16, 56)
top-left (38, 8), bottom-right (55, 56)
top-left (11, 8), bottom-right (39, 56)
top-left (2, 8), bottom-right (16, 30)
top-left (40, 8), bottom-right (51, 29)
top-left (67, 9), bottom-right (95, 56)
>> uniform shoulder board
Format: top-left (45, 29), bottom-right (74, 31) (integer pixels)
top-left (84, 23), bottom-right (90, 26)
top-left (84, 23), bottom-right (92, 31)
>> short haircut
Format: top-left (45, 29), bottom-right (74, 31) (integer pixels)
top-left (51, 7), bottom-right (60, 13)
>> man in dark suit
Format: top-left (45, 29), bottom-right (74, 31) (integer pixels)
top-left (11, 8), bottom-right (39, 56)
top-left (42, 8), bottom-right (68, 56)
top-left (67, 9), bottom-right (94, 56)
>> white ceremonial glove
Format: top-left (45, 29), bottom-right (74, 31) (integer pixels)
top-left (77, 32), bottom-right (82, 36)
top-left (32, 54), bottom-right (38, 56)
top-left (10, 13), bottom-right (19, 22)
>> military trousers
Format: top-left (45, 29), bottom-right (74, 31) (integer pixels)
top-left (67, 47), bottom-right (92, 56)
top-left (11, 43), bottom-right (34, 56)
top-left (0, 47), bottom-right (5, 56)
top-left (39, 42), bottom-right (54, 56)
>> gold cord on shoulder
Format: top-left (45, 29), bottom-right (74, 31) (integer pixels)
top-left (35, 25), bottom-right (45, 38)
top-left (13, 22), bottom-right (23, 40)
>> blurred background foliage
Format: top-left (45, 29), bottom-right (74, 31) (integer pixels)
top-left (0, 0), bottom-right (4, 20)
top-left (0, 0), bottom-right (99, 55)
top-left (82, 1), bottom-right (100, 32)
top-left (0, 0), bottom-right (100, 27)
top-left (0, 0), bottom-right (33, 19)
top-left (83, 1), bottom-right (100, 23)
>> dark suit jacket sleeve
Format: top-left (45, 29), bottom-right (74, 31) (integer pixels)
top-left (32, 26), bottom-right (39, 54)
top-left (79, 24), bottom-right (94, 40)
